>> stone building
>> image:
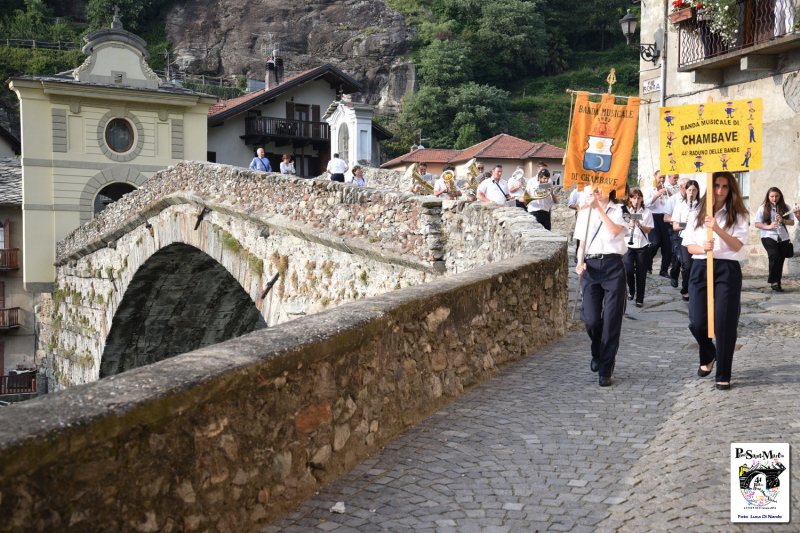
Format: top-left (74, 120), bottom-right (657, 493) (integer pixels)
top-left (8, 14), bottom-right (216, 292)
top-left (207, 61), bottom-right (390, 176)
top-left (637, 0), bottom-right (800, 272)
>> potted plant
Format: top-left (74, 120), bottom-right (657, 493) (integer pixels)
top-left (670, 0), bottom-right (704, 24)
top-left (701, 0), bottom-right (739, 46)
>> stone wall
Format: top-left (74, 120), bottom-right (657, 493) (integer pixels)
top-left (0, 245), bottom-right (567, 532)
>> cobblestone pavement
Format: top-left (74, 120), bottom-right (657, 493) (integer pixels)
top-left (267, 258), bottom-right (800, 532)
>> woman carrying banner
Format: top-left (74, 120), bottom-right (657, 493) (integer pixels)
top-left (683, 172), bottom-right (749, 391)
top-left (574, 186), bottom-right (627, 387)
top-left (623, 188), bottom-right (654, 308)
top-left (753, 187), bottom-right (795, 292)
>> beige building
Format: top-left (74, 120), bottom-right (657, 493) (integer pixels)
top-left (9, 14), bottom-right (215, 292)
top-left (637, 1), bottom-right (800, 272)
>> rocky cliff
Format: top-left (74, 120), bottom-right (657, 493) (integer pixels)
top-left (164, 0), bottom-right (416, 113)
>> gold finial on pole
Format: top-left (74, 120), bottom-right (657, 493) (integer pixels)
top-left (606, 68), bottom-right (616, 94)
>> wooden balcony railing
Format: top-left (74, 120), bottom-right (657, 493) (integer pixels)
top-left (0, 248), bottom-right (19, 270)
top-left (0, 307), bottom-right (20, 329)
top-left (0, 373), bottom-right (36, 395)
top-left (678, 0), bottom-right (800, 69)
top-left (244, 117), bottom-right (330, 142)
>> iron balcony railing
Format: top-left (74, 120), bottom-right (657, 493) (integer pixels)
top-left (0, 373), bottom-right (36, 395)
top-left (0, 307), bottom-right (20, 329)
top-left (0, 248), bottom-right (20, 270)
top-left (678, 0), bottom-right (800, 68)
top-left (244, 117), bottom-right (330, 142)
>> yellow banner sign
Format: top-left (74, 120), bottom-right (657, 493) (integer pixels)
top-left (659, 98), bottom-right (762, 174)
top-left (564, 92), bottom-right (640, 196)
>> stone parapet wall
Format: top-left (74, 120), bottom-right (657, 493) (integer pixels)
top-left (0, 248), bottom-right (567, 531)
top-left (58, 161), bottom-right (440, 266)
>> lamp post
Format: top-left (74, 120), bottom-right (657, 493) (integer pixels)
top-left (620, 9), bottom-right (660, 64)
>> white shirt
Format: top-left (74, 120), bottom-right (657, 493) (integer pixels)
top-left (507, 175), bottom-right (526, 200)
top-left (347, 174), bottom-right (367, 186)
top-left (568, 188), bottom-right (582, 208)
top-left (573, 202), bottom-right (627, 255)
top-left (624, 206), bottom-right (654, 249)
top-left (434, 177), bottom-right (450, 196)
top-left (280, 161), bottom-right (295, 174)
top-left (478, 178), bottom-right (510, 204)
top-left (682, 206), bottom-right (749, 261)
top-left (754, 205), bottom-right (795, 241)
top-left (644, 185), bottom-right (674, 214)
top-left (525, 180), bottom-right (554, 213)
top-left (671, 198), bottom-right (700, 238)
top-left (327, 157), bottom-right (348, 174)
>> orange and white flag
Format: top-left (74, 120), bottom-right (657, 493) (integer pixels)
top-left (564, 92), bottom-right (640, 197)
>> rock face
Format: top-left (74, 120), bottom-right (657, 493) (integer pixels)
top-left (164, 0), bottom-right (416, 113)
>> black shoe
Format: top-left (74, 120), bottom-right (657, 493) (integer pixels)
top-left (659, 272), bottom-right (670, 279)
top-left (698, 359), bottom-right (715, 377)
top-left (627, 294), bottom-right (634, 301)
top-left (670, 278), bottom-right (678, 288)
top-left (772, 283), bottom-right (784, 292)
top-left (599, 376), bottom-right (612, 387)
top-left (635, 301), bottom-right (643, 308)
top-left (715, 382), bottom-right (731, 390)
top-left (590, 358), bottom-right (599, 372)
top-left (682, 294), bottom-right (690, 301)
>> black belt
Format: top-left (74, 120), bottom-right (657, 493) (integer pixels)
top-left (584, 253), bottom-right (622, 260)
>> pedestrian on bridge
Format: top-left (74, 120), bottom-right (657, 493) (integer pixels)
top-left (574, 186), bottom-right (627, 387)
top-left (683, 171), bottom-right (749, 391)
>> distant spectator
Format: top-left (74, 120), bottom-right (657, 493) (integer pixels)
top-left (327, 153), bottom-right (348, 182)
top-left (280, 153), bottom-right (295, 175)
top-left (348, 165), bottom-right (367, 187)
top-left (249, 148), bottom-right (272, 172)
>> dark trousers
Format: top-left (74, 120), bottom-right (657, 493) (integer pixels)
top-left (530, 210), bottom-right (552, 231)
top-left (581, 255), bottom-right (626, 377)
top-left (648, 213), bottom-right (672, 275)
top-left (669, 230), bottom-right (682, 280)
top-left (679, 245), bottom-right (694, 295)
top-left (330, 173), bottom-right (345, 182)
top-left (761, 237), bottom-right (786, 284)
top-left (623, 246), bottom-right (648, 304)
top-left (688, 259), bottom-right (742, 383)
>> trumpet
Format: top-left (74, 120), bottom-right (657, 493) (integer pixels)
top-left (405, 162), bottom-right (433, 194)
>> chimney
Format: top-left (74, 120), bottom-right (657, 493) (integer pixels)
top-left (265, 58), bottom-right (277, 90)
top-left (275, 56), bottom-right (284, 85)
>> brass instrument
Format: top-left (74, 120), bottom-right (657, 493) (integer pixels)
top-left (463, 158), bottom-right (480, 199)
top-left (442, 169), bottom-right (461, 198)
top-left (523, 183), bottom-right (552, 203)
top-left (405, 162), bottom-right (433, 194)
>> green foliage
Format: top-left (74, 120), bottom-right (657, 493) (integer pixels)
top-left (182, 80), bottom-right (244, 100)
top-left (86, 0), bottom-right (174, 33)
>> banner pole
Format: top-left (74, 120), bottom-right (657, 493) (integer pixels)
top-left (705, 96), bottom-right (715, 339)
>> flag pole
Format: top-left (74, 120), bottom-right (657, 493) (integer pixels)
top-left (705, 96), bottom-right (715, 339)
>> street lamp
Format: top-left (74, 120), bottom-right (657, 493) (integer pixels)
top-left (620, 9), bottom-right (660, 64)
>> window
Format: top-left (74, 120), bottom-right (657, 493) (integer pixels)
top-left (734, 171), bottom-right (750, 210)
top-left (94, 183), bottom-right (137, 214)
top-left (207, 151), bottom-right (217, 163)
top-left (105, 118), bottom-right (134, 153)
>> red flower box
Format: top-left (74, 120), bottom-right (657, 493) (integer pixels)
top-left (670, 7), bottom-right (696, 24)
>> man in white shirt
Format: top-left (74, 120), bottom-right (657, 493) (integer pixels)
top-left (526, 168), bottom-right (558, 230)
top-left (644, 171), bottom-right (676, 276)
top-left (477, 165), bottom-right (510, 205)
top-left (408, 162), bottom-right (435, 193)
top-left (326, 153), bottom-right (348, 182)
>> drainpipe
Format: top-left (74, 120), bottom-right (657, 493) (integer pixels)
top-left (660, 0), bottom-right (668, 107)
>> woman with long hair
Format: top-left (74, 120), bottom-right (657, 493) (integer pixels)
top-left (753, 187), bottom-right (795, 291)
top-left (671, 179), bottom-right (701, 301)
top-left (682, 172), bottom-right (749, 390)
top-left (622, 188), bottom-right (653, 308)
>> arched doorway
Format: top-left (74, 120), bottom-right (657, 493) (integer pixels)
top-left (100, 243), bottom-right (266, 377)
top-left (94, 182), bottom-right (137, 214)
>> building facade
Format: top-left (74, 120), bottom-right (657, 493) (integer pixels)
top-left (638, 0), bottom-right (800, 272)
top-left (9, 15), bottom-right (215, 292)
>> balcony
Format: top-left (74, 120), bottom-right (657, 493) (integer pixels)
top-left (0, 307), bottom-right (20, 329)
top-left (0, 372), bottom-right (36, 395)
top-left (243, 117), bottom-right (330, 147)
top-left (677, 0), bottom-right (800, 73)
top-left (0, 248), bottom-right (19, 270)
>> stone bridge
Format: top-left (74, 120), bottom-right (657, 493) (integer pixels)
top-left (41, 161), bottom-right (564, 389)
top-left (0, 161), bottom-right (569, 530)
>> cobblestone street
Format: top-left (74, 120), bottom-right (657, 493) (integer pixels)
top-left (268, 262), bottom-right (800, 532)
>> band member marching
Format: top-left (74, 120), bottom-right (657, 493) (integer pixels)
top-left (683, 172), bottom-right (749, 391)
top-left (526, 168), bottom-right (559, 230)
top-left (623, 188), bottom-right (654, 308)
top-left (753, 187), bottom-right (796, 292)
top-left (575, 186), bottom-right (628, 387)
top-left (671, 179), bottom-right (701, 301)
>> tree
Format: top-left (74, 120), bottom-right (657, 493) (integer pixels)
top-left (416, 38), bottom-right (474, 87)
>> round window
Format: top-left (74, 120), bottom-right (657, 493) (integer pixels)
top-left (105, 118), bottom-right (134, 153)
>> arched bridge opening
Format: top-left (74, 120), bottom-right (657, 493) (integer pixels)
top-left (99, 243), bottom-right (266, 377)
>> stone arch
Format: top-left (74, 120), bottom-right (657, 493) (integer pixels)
top-left (80, 167), bottom-right (148, 223)
top-left (99, 242), bottom-right (266, 377)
